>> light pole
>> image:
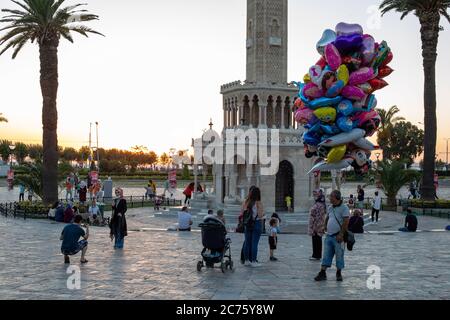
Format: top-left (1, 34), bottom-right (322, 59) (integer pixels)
top-left (444, 138), bottom-right (450, 169)
top-left (95, 122), bottom-right (99, 172)
top-left (9, 144), bottom-right (16, 167)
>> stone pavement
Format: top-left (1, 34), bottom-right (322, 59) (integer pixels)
top-left (0, 209), bottom-right (449, 300)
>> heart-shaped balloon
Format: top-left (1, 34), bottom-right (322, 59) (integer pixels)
top-left (334, 34), bottom-right (363, 54)
top-left (361, 35), bottom-right (376, 65)
top-left (335, 22), bottom-right (364, 36)
top-left (316, 29), bottom-right (337, 56)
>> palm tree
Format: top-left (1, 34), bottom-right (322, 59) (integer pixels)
top-left (377, 105), bottom-right (405, 159)
top-left (377, 160), bottom-right (420, 207)
top-left (0, 113), bottom-right (7, 123)
top-left (0, 0), bottom-right (103, 204)
top-left (380, 0), bottom-right (450, 200)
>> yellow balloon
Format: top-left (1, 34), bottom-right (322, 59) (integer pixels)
top-left (303, 73), bottom-right (311, 83)
top-left (327, 145), bottom-right (347, 163)
top-left (337, 65), bottom-right (349, 85)
top-left (313, 107), bottom-right (337, 123)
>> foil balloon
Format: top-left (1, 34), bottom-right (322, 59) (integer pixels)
top-left (335, 22), bottom-right (364, 36)
top-left (324, 43), bottom-right (342, 71)
top-left (368, 78), bottom-right (388, 92)
top-left (378, 66), bottom-right (394, 78)
top-left (303, 73), bottom-right (311, 83)
top-left (321, 124), bottom-right (340, 135)
top-left (316, 57), bottom-right (328, 69)
top-left (327, 145), bottom-right (347, 163)
top-left (353, 138), bottom-right (379, 150)
top-left (319, 128), bottom-right (366, 147)
top-left (351, 149), bottom-right (369, 167)
top-left (303, 131), bottom-right (321, 146)
top-left (337, 65), bottom-right (349, 85)
top-left (295, 107), bottom-right (314, 125)
top-left (316, 29), bottom-right (337, 56)
top-left (337, 100), bottom-right (354, 116)
top-left (307, 158), bottom-right (353, 175)
top-left (342, 85), bottom-right (366, 100)
top-left (309, 65), bottom-right (323, 85)
top-left (361, 35), bottom-right (376, 65)
top-left (314, 107), bottom-right (337, 123)
top-left (380, 51), bottom-right (394, 67)
top-left (349, 67), bottom-right (375, 86)
top-left (303, 82), bottom-right (324, 99)
top-left (334, 34), bottom-right (363, 54)
top-left (336, 116), bottom-right (354, 132)
top-left (326, 80), bottom-right (345, 97)
top-left (358, 82), bottom-right (373, 94)
top-left (306, 96), bottom-right (343, 109)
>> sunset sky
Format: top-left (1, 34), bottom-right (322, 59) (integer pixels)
top-left (0, 0), bottom-right (449, 159)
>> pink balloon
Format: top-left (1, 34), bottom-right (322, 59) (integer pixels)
top-left (349, 67), bottom-right (375, 86)
top-left (295, 107), bottom-right (314, 125)
top-left (342, 85), bottom-right (366, 100)
top-left (325, 44), bottom-right (342, 71)
top-left (302, 82), bottom-right (324, 99)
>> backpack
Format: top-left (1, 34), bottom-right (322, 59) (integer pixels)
top-left (242, 203), bottom-right (256, 230)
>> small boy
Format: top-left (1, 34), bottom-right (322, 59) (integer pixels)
top-left (285, 195), bottom-right (293, 212)
top-left (348, 194), bottom-right (355, 213)
top-left (269, 218), bottom-right (278, 261)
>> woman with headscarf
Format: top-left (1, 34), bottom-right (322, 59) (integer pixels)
top-left (109, 188), bottom-right (128, 249)
top-left (308, 189), bottom-right (327, 261)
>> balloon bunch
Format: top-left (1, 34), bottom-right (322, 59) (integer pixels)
top-left (293, 22), bottom-right (394, 175)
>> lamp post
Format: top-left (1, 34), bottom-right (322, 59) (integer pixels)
top-left (444, 138), bottom-right (450, 169)
top-left (9, 144), bottom-right (16, 166)
top-left (95, 121), bottom-right (99, 172)
top-left (375, 152), bottom-right (381, 168)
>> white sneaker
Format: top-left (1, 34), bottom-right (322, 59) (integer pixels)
top-left (244, 261), bottom-right (251, 267)
top-left (250, 262), bottom-right (262, 268)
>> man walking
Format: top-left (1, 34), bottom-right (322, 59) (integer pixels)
top-left (371, 191), bottom-right (382, 223)
top-left (315, 190), bottom-right (350, 282)
top-left (357, 185), bottom-right (365, 211)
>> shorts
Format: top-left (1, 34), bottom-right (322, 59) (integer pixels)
top-left (269, 236), bottom-right (277, 250)
top-left (61, 240), bottom-right (88, 256)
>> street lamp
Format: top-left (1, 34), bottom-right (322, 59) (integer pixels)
top-left (444, 138), bottom-right (450, 169)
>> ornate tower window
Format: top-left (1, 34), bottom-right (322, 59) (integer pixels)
top-left (247, 19), bottom-right (254, 48)
top-left (269, 18), bottom-right (281, 46)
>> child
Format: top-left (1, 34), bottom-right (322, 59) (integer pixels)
top-left (348, 194), bottom-right (355, 214)
top-left (268, 218), bottom-right (278, 261)
top-left (285, 195), bottom-right (293, 212)
top-left (271, 213), bottom-right (281, 233)
top-left (154, 196), bottom-right (162, 211)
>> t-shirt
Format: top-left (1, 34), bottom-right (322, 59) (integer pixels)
top-left (405, 214), bottom-right (418, 232)
top-left (88, 205), bottom-right (100, 216)
top-left (178, 211), bottom-right (192, 230)
top-left (373, 195), bottom-right (382, 210)
top-left (19, 185), bottom-right (25, 193)
top-left (326, 203), bottom-right (350, 235)
top-left (269, 226), bottom-right (278, 238)
top-left (285, 196), bottom-right (292, 205)
top-left (61, 224), bottom-right (85, 252)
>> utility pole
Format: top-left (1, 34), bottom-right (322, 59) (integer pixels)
top-left (96, 122), bottom-right (99, 173)
top-left (88, 123), bottom-right (92, 169)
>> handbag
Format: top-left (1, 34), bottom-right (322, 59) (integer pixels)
top-left (242, 207), bottom-right (255, 230)
top-left (332, 209), bottom-right (355, 251)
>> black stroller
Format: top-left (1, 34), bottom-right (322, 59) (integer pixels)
top-left (197, 216), bottom-right (233, 273)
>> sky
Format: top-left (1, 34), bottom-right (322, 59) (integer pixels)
top-left (0, 0), bottom-right (449, 158)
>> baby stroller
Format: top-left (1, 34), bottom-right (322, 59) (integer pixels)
top-left (197, 215), bottom-right (233, 273)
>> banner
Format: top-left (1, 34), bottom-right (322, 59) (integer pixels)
top-left (168, 169), bottom-right (177, 189)
top-left (90, 171), bottom-right (99, 184)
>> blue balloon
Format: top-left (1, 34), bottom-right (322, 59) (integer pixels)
top-left (337, 99), bottom-right (354, 116)
top-left (306, 96), bottom-right (343, 109)
top-left (337, 116), bottom-right (354, 132)
top-left (326, 80), bottom-right (345, 98)
top-left (321, 124), bottom-right (341, 135)
top-left (303, 131), bottom-right (321, 146)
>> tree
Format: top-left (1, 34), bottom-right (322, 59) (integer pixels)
top-left (61, 147), bottom-right (78, 161)
top-left (0, 139), bottom-right (12, 162)
top-left (377, 160), bottom-right (421, 206)
top-left (78, 146), bottom-right (92, 162)
top-left (159, 153), bottom-right (170, 168)
top-left (27, 144), bottom-right (43, 160)
top-left (0, 113), bottom-right (7, 123)
top-left (377, 106), bottom-right (405, 159)
top-left (380, 0), bottom-right (450, 200)
top-left (13, 142), bottom-right (28, 164)
top-left (381, 121), bottom-right (424, 166)
top-left (0, 0), bottom-right (103, 204)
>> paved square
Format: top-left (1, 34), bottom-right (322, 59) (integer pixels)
top-left (0, 210), bottom-right (448, 300)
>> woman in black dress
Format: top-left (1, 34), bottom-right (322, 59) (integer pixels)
top-left (109, 188), bottom-right (128, 249)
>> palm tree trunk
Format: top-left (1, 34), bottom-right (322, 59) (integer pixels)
top-left (419, 13), bottom-right (440, 200)
top-left (40, 39), bottom-right (59, 205)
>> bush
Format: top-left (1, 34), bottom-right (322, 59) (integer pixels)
top-left (410, 199), bottom-right (450, 209)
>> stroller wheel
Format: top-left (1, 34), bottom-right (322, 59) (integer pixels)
top-left (197, 261), bottom-right (203, 272)
top-left (220, 262), bottom-right (226, 273)
top-left (229, 260), bottom-right (234, 271)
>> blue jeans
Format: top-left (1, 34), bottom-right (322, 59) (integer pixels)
top-left (244, 220), bottom-right (263, 263)
top-left (114, 233), bottom-right (124, 249)
top-left (321, 234), bottom-right (345, 270)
